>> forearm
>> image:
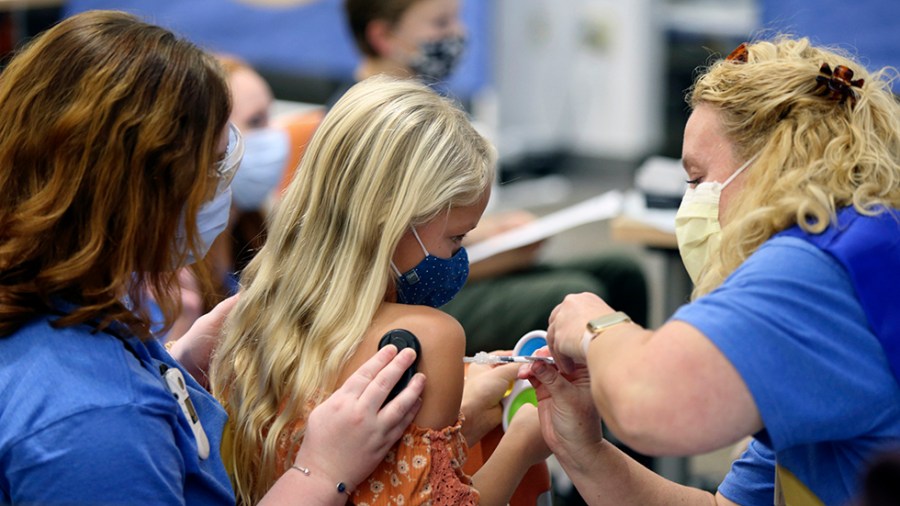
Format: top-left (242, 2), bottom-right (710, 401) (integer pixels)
top-left (467, 246), bottom-right (536, 280)
top-left (560, 439), bottom-right (717, 506)
top-left (471, 432), bottom-right (539, 506)
top-left (584, 321), bottom-right (760, 455)
top-left (584, 323), bottom-right (658, 450)
top-left (259, 467), bottom-right (349, 506)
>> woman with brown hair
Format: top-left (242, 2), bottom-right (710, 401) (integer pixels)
top-left (0, 11), bottom-right (426, 505)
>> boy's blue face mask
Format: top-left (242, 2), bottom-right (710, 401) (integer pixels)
top-left (392, 227), bottom-right (469, 308)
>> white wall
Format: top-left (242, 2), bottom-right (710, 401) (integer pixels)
top-left (487, 0), bottom-right (664, 163)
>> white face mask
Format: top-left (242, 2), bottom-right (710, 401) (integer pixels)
top-left (674, 154), bottom-right (757, 284)
top-left (175, 186), bottom-right (232, 267)
top-left (231, 128), bottom-right (289, 210)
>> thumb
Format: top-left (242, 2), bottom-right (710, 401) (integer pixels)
top-left (196, 293), bottom-right (240, 329)
top-left (210, 293), bottom-right (240, 319)
top-left (530, 361), bottom-right (561, 389)
top-left (487, 362), bottom-right (519, 383)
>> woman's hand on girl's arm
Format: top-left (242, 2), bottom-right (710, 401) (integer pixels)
top-left (260, 345), bottom-right (425, 506)
top-left (520, 355), bottom-right (604, 472)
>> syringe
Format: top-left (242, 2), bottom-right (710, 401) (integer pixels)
top-left (462, 351), bottom-right (555, 365)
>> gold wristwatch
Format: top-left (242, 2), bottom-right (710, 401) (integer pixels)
top-left (586, 311), bottom-right (632, 335)
top-left (582, 311), bottom-right (632, 358)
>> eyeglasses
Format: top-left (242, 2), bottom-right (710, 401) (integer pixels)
top-left (214, 122), bottom-right (244, 195)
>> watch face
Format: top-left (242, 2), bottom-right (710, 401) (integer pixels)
top-left (587, 312), bottom-right (631, 334)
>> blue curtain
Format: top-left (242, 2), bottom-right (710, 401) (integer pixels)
top-left (64, 0), bottom-right (490, 98)
top-left (760, 0), bottom-right (900, 91)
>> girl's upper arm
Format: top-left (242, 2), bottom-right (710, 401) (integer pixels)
top-left (396, 309), bottom-right (467, 430)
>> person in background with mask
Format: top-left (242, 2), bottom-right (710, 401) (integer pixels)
top-left (0, 11), bottom-right (431, 505)
top-left (163, 55), bottom-right (293, 342)
top-left (212, 76), bottom-right (550, 506)
top-left (522, 37), bottom-right (900, 505)
top-left (212, 55), bottom-right (293, 279)
top-left (220, 55), bottom-right (290, 217)
top-left (345, 0), bottom-right (465, 86)
top-left (339, 0), bottom-right (649, 362)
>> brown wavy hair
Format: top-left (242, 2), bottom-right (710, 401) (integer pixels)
top-left (0, 11), bottom-right (231, 339)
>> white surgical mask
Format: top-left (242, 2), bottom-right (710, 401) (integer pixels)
top-left (674, 154), bottom-right (757, 284)
top-left (231, 128), bottom-right (289, 210)
top-left (175, 186), bottom-right (232, 266)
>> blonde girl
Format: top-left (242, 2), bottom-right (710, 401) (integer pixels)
top-left (212, 76), bottom-right (548, 505)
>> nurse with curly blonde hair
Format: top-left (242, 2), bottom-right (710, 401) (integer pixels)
top-left (534, 37), bottom-right (900, 506)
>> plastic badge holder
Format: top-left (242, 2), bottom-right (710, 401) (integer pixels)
top-left (501, 330), bottom-right (547, 431)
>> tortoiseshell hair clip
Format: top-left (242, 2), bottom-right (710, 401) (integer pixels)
top-left (726, 43), bottom-right (749, 63)
top-left (815, 63), bottom-right (864, 107)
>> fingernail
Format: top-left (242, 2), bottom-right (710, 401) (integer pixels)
top-left (399, 348), bottom-right (417, 362)
top-left (532, 361), bottom-right (547, 377)
top-left (516, 364), bottom-right (530, 380)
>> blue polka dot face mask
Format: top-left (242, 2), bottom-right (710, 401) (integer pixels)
top-left (392, 226), bottom-right (469, 308)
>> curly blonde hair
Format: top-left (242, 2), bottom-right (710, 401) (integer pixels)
top-left (690, 37), bottom-right (900, 297)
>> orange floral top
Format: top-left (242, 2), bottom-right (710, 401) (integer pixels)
top-left (277, 414), bottom-right (479, 505)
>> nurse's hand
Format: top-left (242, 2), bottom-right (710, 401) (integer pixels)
top-left (262, 345), bottom-right (425, 505)
top-left (169, 293), bottom-right (239, 388)
top-left (295, 346), bottom-right (424, 491)
top-left (518, 350), bottom-right (604, 470)
top-left (547, 292), bottom-right (614, 374)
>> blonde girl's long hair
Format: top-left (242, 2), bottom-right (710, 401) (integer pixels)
top-left (211, 76), bottom-right (495, 504)
top-left (689, 37), bottom-right (900, 297)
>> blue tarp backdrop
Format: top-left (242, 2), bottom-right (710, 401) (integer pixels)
top-left (65, 0), bottom-right (490, 99)
top-left (761, 0), bottom-right (900, 91)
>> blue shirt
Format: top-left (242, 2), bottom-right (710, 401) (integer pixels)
top-left (673, 236), bottom-right (900, 505)
top-left (0, 314), bottom-right (234, 504)
top-left (722, 438), bottom-right (777, 504)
